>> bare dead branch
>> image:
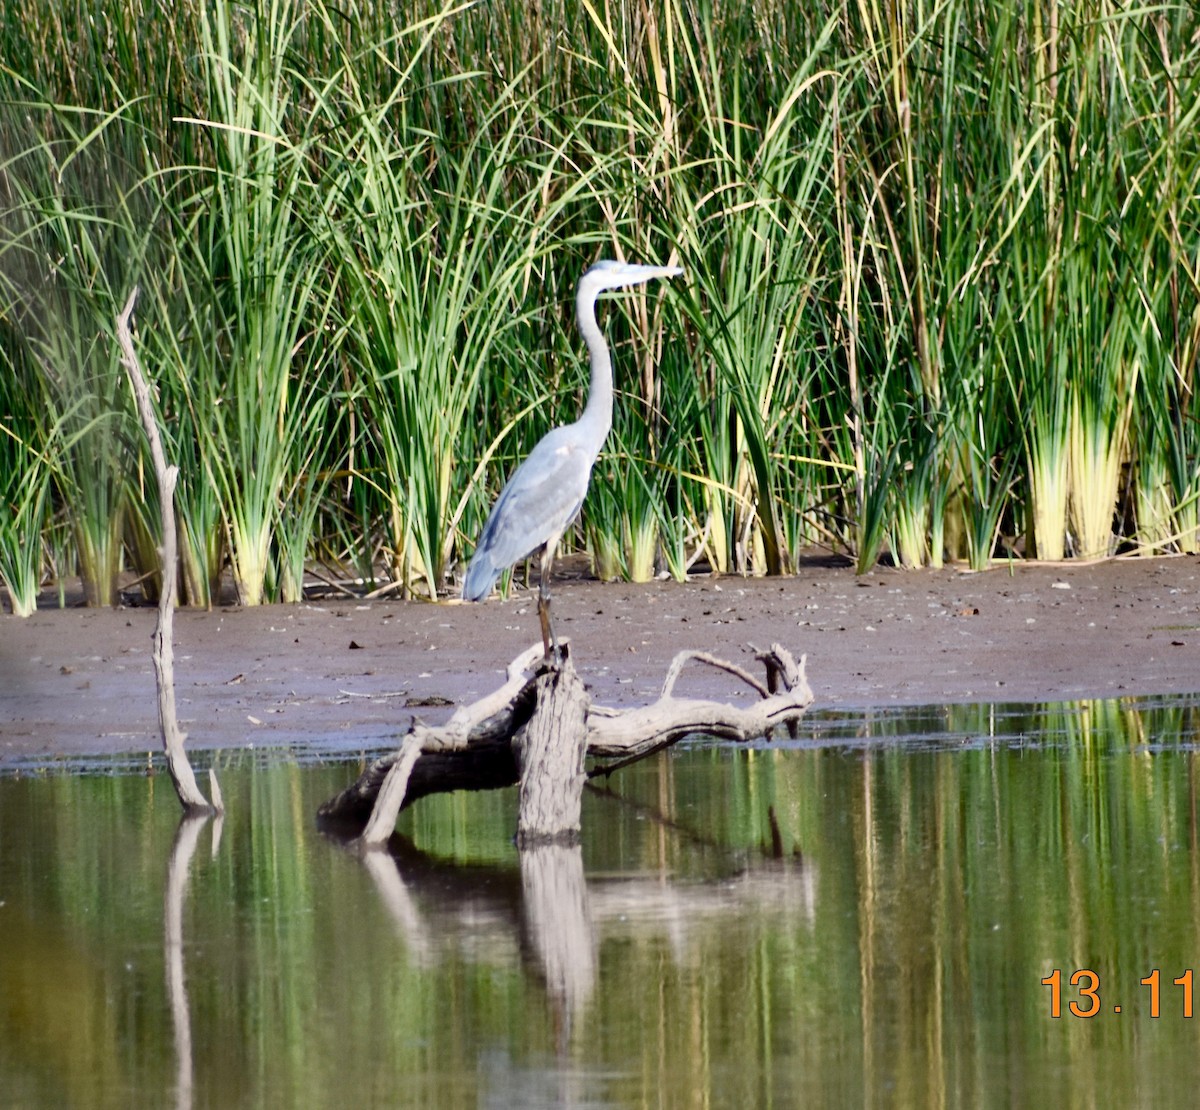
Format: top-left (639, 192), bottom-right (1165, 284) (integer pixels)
top-left (117, 288), bottom-right (217, 814)
top-left (661, 649), bottom-right (771, 699)
top-left (318, 643), bottom-right (813, 835)
top-left (360, 733), bottom-right (424, 847)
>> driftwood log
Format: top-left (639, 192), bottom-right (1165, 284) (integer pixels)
top-left (319, 641), bottom-right (812, 846)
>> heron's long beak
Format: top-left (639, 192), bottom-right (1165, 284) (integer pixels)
top-left (622, 264), bottom-right (683, 284)
top-left (590, 263), bottom-right (684, 294)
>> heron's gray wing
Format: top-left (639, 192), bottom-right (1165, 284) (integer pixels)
top-left (463, 431), bottom-right (594, 599)
top-left (479, 434), bottom-right (593, 565)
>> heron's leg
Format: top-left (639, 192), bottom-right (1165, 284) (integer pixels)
top-left (537, 587), bottom-right (555, 660)
top-left (537, 542), bottom-right (560, 661)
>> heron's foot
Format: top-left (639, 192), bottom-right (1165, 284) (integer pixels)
top-left (538, 636), bottom-right (569, 670)
top-left (537, 592), bottom-right (563, 666)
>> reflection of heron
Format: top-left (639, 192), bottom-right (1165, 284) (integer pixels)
top-left (463, 259), bottom-right (683, 657)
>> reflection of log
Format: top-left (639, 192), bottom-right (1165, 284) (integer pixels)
top-left (318, 643), bottom-right (812, 841)
top-left (518, 844), bottom-right (594, 1033)
top-left (344, 833), bottom-right (815, 994)
top-left (355, 838), bottom-right (597, 1036)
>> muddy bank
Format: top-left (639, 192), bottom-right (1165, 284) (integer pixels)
top-left (3, 555), bottom-right (1199, 766)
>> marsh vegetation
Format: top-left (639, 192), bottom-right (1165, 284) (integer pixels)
top-left (2, 0), bottom-right (1198, 614)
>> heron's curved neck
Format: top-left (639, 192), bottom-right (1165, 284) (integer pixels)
top-left (575, 282), bottom-right (613, 450)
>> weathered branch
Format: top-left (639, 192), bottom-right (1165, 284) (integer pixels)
top-left (515, 658), bottom-right (589, 846)
top-left (117, 288), bottom-right (218, 814)
top-left (318, 643), bottom-right (812, 836)
top-left (360, 733), bottom-right (423, 847)
top-left (323, 646), bottom-right (546, 833)
top-left (660, 649), bottom-right (770, 699)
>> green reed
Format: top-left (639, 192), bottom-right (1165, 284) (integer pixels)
top-left (183, 0), bottom-right (338, 605)
top-left (1, 0), bottom-right (1198, 610)
top-left (0, 341), bottom-right (52, 615)
top-left (319, 35), bottom-right (583, 598)
top-left (0, 92), bottom-right (151, 607)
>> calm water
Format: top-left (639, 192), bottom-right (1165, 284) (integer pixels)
top-left (3, 697), bottom-right (1200, 1108)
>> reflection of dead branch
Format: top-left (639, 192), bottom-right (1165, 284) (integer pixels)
top-left (338, 835), bottom-right (815, 1016)
top-left (318, 644), bottom-right (812, 840)
top-left (589, 857), bottom-right (817, 936)
top-left (327, 809), bottom-right (816, 1046)
top-left (360, 849), bottom-right (433, 965)
top-left (116, 290), bottom-right (218, 815)
top-left (164, 813), bottom-right (218, 1110)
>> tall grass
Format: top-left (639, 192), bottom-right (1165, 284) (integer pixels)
top-left (1, 0), bottom-right (1198, 613)
top-left (0, 338), bottom-right (52, 615)
top-left (322, 47), bottom-right (584, 597)
top-left (184, 0), bottom-right (340, 606)
top-left (0, 93), bottom-right (150, 606)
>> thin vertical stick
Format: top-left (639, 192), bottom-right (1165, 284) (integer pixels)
top-left (117, 288), bottom-right (217, 814)
top-left (833, 81), bottom-right (864, 530)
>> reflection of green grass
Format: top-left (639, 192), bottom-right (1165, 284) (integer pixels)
top-left (5, 695), bottom-right (1200, 1103)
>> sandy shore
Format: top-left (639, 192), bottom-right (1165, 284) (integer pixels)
top-left (3, 554), bottom-right (1199, 767)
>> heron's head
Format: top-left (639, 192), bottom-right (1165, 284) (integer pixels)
top-left (582, 259), bottom-right (684, 294)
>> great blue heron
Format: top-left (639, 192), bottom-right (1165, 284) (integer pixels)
top-left (462, 258), bottom-right (683, 657)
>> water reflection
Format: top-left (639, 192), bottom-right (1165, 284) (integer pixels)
top-left (354, 832), bottom-right (816, 1054)
top-left (358, 842), bottom-right (601, 1045)
top-left (517, 845), bottom-right (594, 1036)
top-left (2, 694), bottom-right (1200, 1107)
top-left (165, 814), bottom-right (211, 1110)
